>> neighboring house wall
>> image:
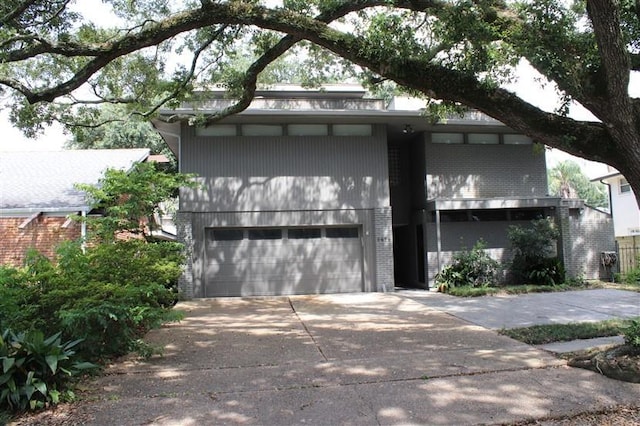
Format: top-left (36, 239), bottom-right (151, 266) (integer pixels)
top-left (0, 216), bottom-right (81, 267)
top-left (1, 149), bottom-right (151, 268)
top-left (597, 174), bottom-right (640, 275)
top-left (605, 176), bottom-right (640, 237)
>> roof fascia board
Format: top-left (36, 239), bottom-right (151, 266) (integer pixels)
top-left (0, 207), bottom-right (89, 217)
top-left (157, 109), bottom-right (506, 128)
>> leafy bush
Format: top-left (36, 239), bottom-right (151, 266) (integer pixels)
top-left (435, 240), bottom-right (499, 291)
top-left (508, 217), bottom-right (559, 259)
top-left (0, 330), bottom-right (96, 412)
top-left (0, 240), bottom-right (185, 361)
top-left (624, 319), bottom-right (640, 348)
top-left (75, 161), bottom-right (197, 242)
top-left (510, 256), bottom-right (565, 286)
top-left (618, 264), bottom-right (640, 285)
top-left (508, 218), bottom-right (564, 285)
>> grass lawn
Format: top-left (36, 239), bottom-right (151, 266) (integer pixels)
top-left (444, 280), bottom-right (640, 297)
top-left (499, 317), bottom-right (640, 345)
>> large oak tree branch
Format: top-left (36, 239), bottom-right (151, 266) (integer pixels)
top-left (586, 0), bottom-right (632, 116)
top-left (7, 1), bottom-right (450, 103)
top-left (205, 5), bottom-right (617, 166)
top-left (0, 0), bottom-right (631, 170)
top-left (197, 0), bottom-right (447, 125)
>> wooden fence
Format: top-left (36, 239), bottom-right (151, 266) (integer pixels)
top-left (617, 245), bottom-right (640, 275)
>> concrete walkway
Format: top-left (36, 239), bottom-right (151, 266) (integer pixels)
top-left (397, 289), bottom-right (640, 329)
top-left (68, 290), bottom-right (640, 425)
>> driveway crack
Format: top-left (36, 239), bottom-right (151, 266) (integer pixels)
top-left (288, 297), bottom-right (328, 362)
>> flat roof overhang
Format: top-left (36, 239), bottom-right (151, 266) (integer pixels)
top-left (152, 108), bottom-right (513, 155)
top-left (426, 197), bottom-right (563, 211)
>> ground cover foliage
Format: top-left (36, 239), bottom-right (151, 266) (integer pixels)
top-left (0, 240), bottom-right (185, 414)
top-left (0, 162), bottom-right (194, 414)
top-left (500, 318), bottom-right (639, 345)
top-left (436, 218), bottom-right (563, 292)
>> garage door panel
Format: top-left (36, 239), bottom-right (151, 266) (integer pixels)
top-left (205, 228), bottom-right (363, 297)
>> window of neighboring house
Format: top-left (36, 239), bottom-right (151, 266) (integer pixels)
top-left (620, 178), bottom-right (631, 194)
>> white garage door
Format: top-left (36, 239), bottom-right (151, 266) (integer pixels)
top-left (204, 226), bottom-right (364, 297)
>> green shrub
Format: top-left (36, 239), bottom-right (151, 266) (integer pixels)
top-left (435, 240), bottom-right (499, 291)
top-left (0, 240), bottom-right (185, 361)
top-left (618, 265), bottom-right (640, 285)
top-left (84, 240), bottom-right (185, 303)
top-left (0, 266), bottom-right (43, 334)
top-left (624, 319), bottom-right (640, 348)
top-left (511, 256), bottom-right (565, 286)
top-left (0, 330), bottom-right (96, 412)
top-left (508, 218), bottom-right (564, 285)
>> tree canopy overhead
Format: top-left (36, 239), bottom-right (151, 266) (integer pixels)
top-left (2, 0), bottom-right (640, 202)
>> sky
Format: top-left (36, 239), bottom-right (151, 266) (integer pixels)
top-left (0, 2), bottom-right (636, 179)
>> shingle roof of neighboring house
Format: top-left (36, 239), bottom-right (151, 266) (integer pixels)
top-left (0, 149), bottom-right (150, 213)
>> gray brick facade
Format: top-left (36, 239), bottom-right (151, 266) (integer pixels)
top-left (557, 202), bottom-right (615, 280)
top-left (176, 211), bottom-right (195, 298)
top-left (374, 207), bottom-right (394, 292)
top-left (425, 141), bottom-right (548, 199)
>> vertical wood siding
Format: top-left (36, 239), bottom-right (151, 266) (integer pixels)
top-left (180, 124), bottom-right (389, 212)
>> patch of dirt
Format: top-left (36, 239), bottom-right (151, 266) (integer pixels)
top-left (6, 403), bottom-right (93, 426)
top-left (509, 405), bottom-right (640, 425)
top-left (567, 344), bottom-right (640, 383)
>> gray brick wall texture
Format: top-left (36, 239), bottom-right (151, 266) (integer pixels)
top-left (558, 204), bottom-right (615, 280)
top-left (176, 212), bottom-right (195, 299)
top-left (425, 143), bottom-right (548, 199)
top-left (374, 207), bottom-right (394, 291)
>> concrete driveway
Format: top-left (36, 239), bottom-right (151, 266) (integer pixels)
top-left (399, 288), bottom-right (640, 329)
top-left (62, 291), bottom-right (640, 425)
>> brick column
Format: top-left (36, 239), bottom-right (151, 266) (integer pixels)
top-left (176, 212), bottom-right (194, 299)
top-left (374, 207), bottom-right (394, 292)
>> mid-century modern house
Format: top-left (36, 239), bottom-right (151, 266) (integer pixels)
top-left (0, 149), bottom-right (152, 266)
top-left (153, 85), bottom-right (614, 298)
